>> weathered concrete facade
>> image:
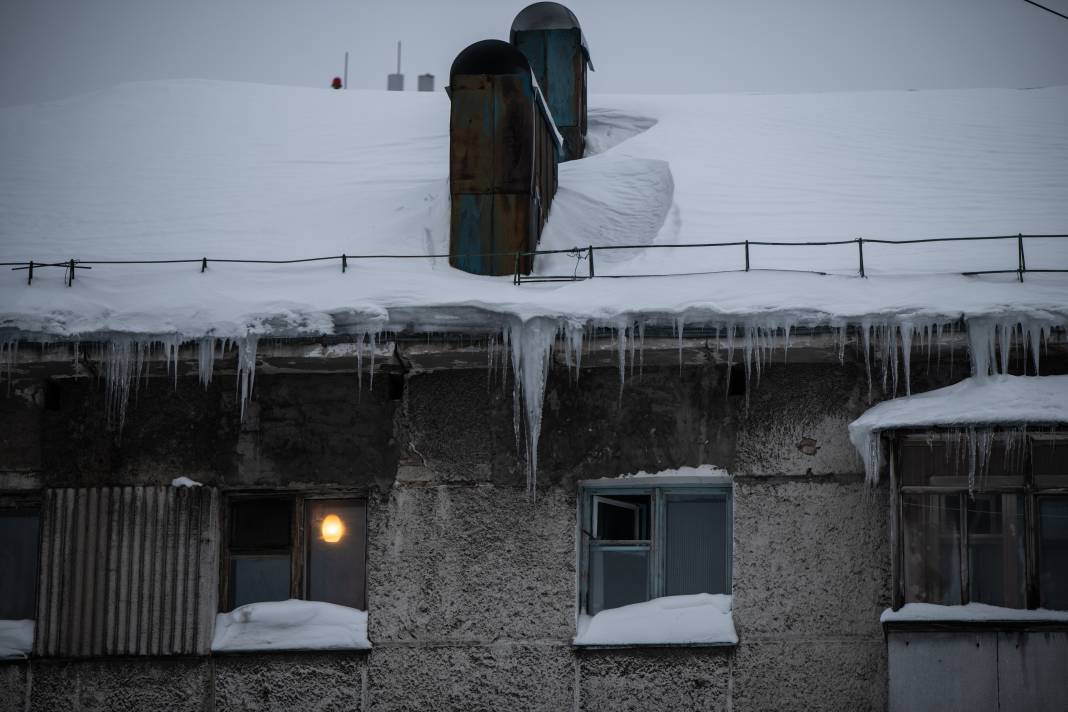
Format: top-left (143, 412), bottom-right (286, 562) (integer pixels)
top-left (2, 337), bottom-right (1063, 710)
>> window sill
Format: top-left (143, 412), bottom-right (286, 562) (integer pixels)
top-left (572, 640), bottom-right (738, 651)
top-left (881, 604), bottom-right (1068, 632)
top-left (573, 594), bottom-right (738, 649)
top-left (211, 645), bottom-right (372, 656)
top-left (210, 600), bottom-right (370, 654)
top-left (0, 620), bottom-right (33, 660)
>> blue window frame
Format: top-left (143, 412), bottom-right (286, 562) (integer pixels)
top-left (578, 479), bottom-right (733, 616)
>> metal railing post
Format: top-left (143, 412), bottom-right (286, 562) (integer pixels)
top-left (857, 238), bottom-right (866, 278)
top-left (1017, 234), bottom-right (1026, 283)
top-left (588, 245), bottom-right (595, 279)
top-left (744, 241), bottom-right (750, 272)
top-left (514, 252), bottom-right (521, 285)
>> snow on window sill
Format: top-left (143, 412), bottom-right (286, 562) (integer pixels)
top-left (881, 603), bottom-right (1068, 626)
top-left (211, 600), bottom-right (370, 653)
top-left (0, 620), bottom-right (34, 660)
top-left (573, 594), bottom-right (737, 648)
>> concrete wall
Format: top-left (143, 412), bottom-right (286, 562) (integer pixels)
top-left (2, 345), bottom-right (998, 711)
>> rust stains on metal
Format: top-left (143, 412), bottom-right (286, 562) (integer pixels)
top-left (448, 40), bottom-right (559, 277)
top-left (511, 2), bottom-right (591, 161)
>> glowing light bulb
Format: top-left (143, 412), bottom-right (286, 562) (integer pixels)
top-left (321, 514), bottom-right (344, 543)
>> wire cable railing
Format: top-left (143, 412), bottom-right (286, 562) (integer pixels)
top-left (4, 233), bottom-right (1067, 287)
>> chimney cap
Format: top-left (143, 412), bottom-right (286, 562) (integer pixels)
top-left (510, 2), bottom-right (593, 70)
top-left (450, 40), bottom-right (532, 86)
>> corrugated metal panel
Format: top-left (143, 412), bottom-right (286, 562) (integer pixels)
top-left (33, 485), bottom-right (219, 657)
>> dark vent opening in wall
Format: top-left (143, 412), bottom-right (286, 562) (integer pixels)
top-left (44, 380), bottom-right (62, 411)
top-left (389, 372), bottom-right (406, 401)
top-left (727, 365), bottom-right (747, 397)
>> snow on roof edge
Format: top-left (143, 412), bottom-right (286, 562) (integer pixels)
top-left (848, 374), bottom-right (1068, 485)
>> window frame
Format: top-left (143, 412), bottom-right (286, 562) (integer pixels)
top-left (220, 491), bottom-right (367, 613)
top-left (889, 429), bottom-right (1068, 611)
top-left (577, 477), bottom-right (733, 618)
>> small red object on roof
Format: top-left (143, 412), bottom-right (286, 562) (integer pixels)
top-left (331, 77), bottom-right (343, 90)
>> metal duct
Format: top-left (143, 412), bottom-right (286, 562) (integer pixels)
top-left (33, 485), bottom-right (219, 657)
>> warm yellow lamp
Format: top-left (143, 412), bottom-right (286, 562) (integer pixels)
top-left (321, 514), bottom-right (345, 543)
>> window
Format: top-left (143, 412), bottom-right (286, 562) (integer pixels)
top-left (224, 495), bottom-right (366, 611)
top-left (0, 505), bottom-right (40, 620)
top-left (893, 431), bottom-right (1068, 610)
top-left (579, 481), bottom-right (732, 616)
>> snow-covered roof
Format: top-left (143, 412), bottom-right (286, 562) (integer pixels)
top-left (1, 79), bottom-right (1066, 339)
top-left (849, 374), bottom-right (1068, 484)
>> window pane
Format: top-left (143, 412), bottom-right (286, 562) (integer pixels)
top-left (899, 436), bottom-right (1023, 487)
top-left (588, 548), bottom-right (648, 615)
top-left (1039, 498), bottom-right (1068, 610)
top-left (967, 494), bottom-right (1025, 608)
top-left (594, 495), bottom-right (650, 540)
top-left (665, 495), bottom-right (727, 596)
top-left (230, 499), bottom-right (292, 550)
top-left (0, 511), bottom-right (40, 619)
top-left (231, 555), bottom-right (291, 608)
top-left (902, 494), bottom-right (961, 604)
top-left (306, 500), bottom-right (366, 610)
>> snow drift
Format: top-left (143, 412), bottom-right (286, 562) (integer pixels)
top-left (574, 593), bottom-right (737, 646)
top-left (211, 599), bottom-right (369, 652)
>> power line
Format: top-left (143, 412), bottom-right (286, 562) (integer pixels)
top-left (1022, 0), bottom-right (1068, 21)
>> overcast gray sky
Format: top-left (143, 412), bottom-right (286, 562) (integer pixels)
top-left (1, 0), bottom-right (1067, 107)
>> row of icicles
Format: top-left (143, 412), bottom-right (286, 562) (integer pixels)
top-left (0, 316), bottom-right (1062, 494)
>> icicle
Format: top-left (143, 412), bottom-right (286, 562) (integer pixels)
top-left (237, 334), bottom-right (259, 421)
top-left (614, 318), bottom-right (628, 401)
top-left (997, 322), bottom-right (1011, 375)
top-left (967, 319), bottom-right (995, 378)
top-left (501, 326), bottom-right (512, 395)
top-left (742, 324), bottom-right (754, 395)
top-left (486, 333), bottom-right (498, 388)
top-left (675, 315), bottom-right (685, 374)
top-left (101, 337), bottom-right (150, 433)
top-left (355, 331), bottom-right (366, 396)
top-left (862, 319), bottom-right (873, 402)
top-left (628, 319), bottom-right (638, 382)
top-left (900, 322), bottom-right (914, 396)
top-left (1026, 321), bottom-right (1043, 376)
top-left (637, 319), bottom-right (646, 379)
top-left (197, 336), bottom-right (216, 388)
top-left (368, 331), bottom-right (378, 391)
top-left (1, 339), bottom-right (17, 394)
top-left (860, 430), bottom-right (882, 487)
top-left (508, 317), bottom-right (558, 497)
top-left (563, 321), bottom-right (585, 382)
